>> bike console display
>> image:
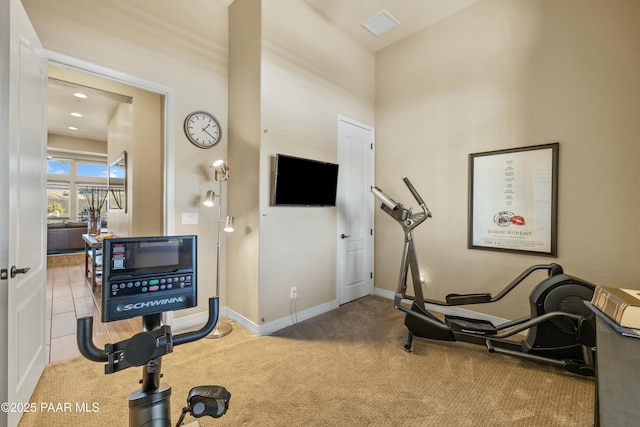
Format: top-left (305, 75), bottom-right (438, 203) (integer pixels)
top-left (102, 235), bottom-right (197, 322)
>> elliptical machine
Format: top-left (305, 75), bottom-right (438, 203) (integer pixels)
top-left (77, 235), bottom-right (231, 426)
top-left (372, 177), bottom-right (596, 376)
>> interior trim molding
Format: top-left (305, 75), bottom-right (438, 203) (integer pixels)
top-left (228, 299), bottom-right (341, 336)
top-left (171, 300), bottom-right (342, 337)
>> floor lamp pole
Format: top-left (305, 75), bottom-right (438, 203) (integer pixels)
top-left (207, 178), bottom-right (232, 339)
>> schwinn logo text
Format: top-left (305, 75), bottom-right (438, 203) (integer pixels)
top-left (116, 296), bottom-right (186, 312)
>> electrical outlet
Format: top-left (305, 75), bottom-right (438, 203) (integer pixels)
top-left (290, 287), bottom-right (297, 299)
top-left (181, 212), bottom-right (198, 225)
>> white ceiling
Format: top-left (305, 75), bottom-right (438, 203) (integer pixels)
top-left (47, 78), bottom-right (126, 143)
top-left (304, 0), bottom-right (481, 52)
top-left (47, 0), bottom-right (480, 150)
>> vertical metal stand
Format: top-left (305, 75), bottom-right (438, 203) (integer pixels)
top-left (207, 173), bottom-right (232, 339)
top-left (128, 314), bottom-right (172, 426)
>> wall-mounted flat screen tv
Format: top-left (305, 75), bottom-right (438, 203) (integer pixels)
top-left (273, 154), bottom-right (339, 206)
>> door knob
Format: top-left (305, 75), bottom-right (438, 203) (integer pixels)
top-left (10, 266), bottom-right (30, 278)
top-left (340, 234), bottom-right (350, 239)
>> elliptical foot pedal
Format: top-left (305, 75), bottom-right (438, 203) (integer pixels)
top-left (562, 359), bottom-right (595, 377)
top-left (445, 315), bottom-right (498, 335)
top-left (446, 293), bottom-right (492, 305)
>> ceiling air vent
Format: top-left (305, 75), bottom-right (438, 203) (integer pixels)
top-left (361, 9), bottom-right (400, 37)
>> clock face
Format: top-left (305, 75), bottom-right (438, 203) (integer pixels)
top-left (184, 111), bottom-right (221, 149)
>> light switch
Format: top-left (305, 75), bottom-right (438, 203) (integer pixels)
top-left (181, 212), bottom-right (198, 225)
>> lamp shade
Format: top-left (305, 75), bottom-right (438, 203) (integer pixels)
top-left (203, 190), bottom-right (215, 207)
top-left (223, 216), bottom-right (234, 232)
top-left (212, 159), bottom-right (229, 179)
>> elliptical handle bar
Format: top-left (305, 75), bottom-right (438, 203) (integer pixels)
top-left (77, 297), bottom-right (220, 363)
top-left (371, 186), bottom-right (399, 211)
top-left (402, 176), bottom-right (432, 217)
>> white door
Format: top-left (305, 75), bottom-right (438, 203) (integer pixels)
top-left (1, 1), bottom-right (48, 426)
top-left (336, 115), bottom-right (375, 305)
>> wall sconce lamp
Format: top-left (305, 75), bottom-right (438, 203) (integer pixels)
top-left (203, 158), bottom-right (233, 338)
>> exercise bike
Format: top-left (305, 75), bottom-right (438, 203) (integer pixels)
top-left (371, 177), bottom-right (596, 376)
top-left (77, 235), bottom-right (231, 426)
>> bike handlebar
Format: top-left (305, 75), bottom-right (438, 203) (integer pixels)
top-left (174, 297), bottom-right (219, 345)
top-left (77, 316), bottom-right (108, 362)
top-left (77, 297), bottom-right (220, 364)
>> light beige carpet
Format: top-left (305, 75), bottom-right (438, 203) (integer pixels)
top-left (19, 296), bottom-right (594, 426)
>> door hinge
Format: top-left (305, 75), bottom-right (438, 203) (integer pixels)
top-left (370, 143), bottom-right (373, 150)
top-left (370, 272), bottom-right (373, 279)
top-left (1, 269), bottom-right (7, 280)
top-left (370, 228), bottom-right (373, 236)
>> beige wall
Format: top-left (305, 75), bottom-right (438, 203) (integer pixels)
top-left (258, 0), bottom-right (374, 323)
top-left (106, 103), bottom-right (133, 237)
top-left (47, 134), bottom-right (106, 160)
top-left (24, 0), bottom-right (229, 317)
top-left (228, 0), bottom-right (262, 323)
top-left (27, 0), bottom-right (639, 326)
top-left (375, 0), bottom-right (640, 319)
top-left (227, 0), bottom-right (375, 325)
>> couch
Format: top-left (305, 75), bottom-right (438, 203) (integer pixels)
top-left (47, 221), bottom-right (88, 253)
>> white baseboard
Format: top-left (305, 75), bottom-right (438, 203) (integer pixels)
top-left (373, 287), bottom-right (395, 300)
top-left (226, 299), bottom-right (340, 336)
top-left (170, 300), bottom-right (340, 336)
top-left (170, 307), bottom-right (231, 335)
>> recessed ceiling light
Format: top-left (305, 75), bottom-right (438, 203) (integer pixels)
top-left (70, 112), bottom-right (83, 117)
top-left (73, 92), bottom-right (88, 99)
top-left (67, 126), bottom-right (78, 131)
top-left (361, 9), bottom-right (400, 37)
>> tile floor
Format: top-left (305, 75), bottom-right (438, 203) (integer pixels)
top-left (46, 252), bottom-right (138, 363)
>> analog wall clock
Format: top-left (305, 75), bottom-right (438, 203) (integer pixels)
top-left (184, 111), bottom-right (221, 149)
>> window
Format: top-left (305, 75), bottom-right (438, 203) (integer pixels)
top-left (47, 183), bottom-right (70, 219)
top-left (77, 185), bottom-right (109, 221)
top-left (47, 160), bottom-right (70, 175)
top-left (77, 162), bottom-right (109, 178)
top-left (46, 159), bottom-right (109, 221)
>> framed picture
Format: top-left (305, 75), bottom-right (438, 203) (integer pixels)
top-left (468, 143), bottom-right (559, 257)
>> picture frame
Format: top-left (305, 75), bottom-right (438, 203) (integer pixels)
top-left (468, 143), bottom-right (559, 257)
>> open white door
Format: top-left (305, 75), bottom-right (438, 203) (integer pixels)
top-left (0, 1), bottom-right (48, 426)
top-left (336, 115), bottom-right (375, 305)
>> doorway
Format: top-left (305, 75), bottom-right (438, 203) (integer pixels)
top-left (336, 115), bottom-right (375, 305)
top-left (44, 54), bottom-right (174, 361)
top-left (47, 69), bottom-right (131, 231)
top-left (48, 51), bottom-right (175, 235)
